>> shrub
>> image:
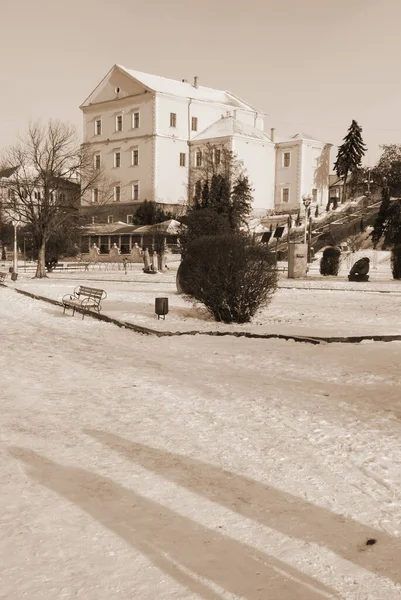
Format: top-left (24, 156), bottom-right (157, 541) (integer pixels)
top-left (391, 245), bottom-right (401, 279)
top-left (178, 234), bottom-right (278, 323)
top-left (320, 246), bottom-right (341, 276)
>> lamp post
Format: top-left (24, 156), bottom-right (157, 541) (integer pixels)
top-left (11, 217), bottom-right (20, 281)
top-left (364, 167), bottom-right (372, 197)
top-left (302, 195), bottom-right (312, 244)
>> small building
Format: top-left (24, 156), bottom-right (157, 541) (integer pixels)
top-left (274, 132), bottom-right (332, 214)
top-left (79, 219), bottom-right (181, 255)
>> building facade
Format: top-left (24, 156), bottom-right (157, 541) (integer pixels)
top-left (80, 65), bottom-right (331, 223)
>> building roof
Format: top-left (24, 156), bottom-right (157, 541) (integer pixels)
top-left (191, 116), bottom-right (272, 143)
top-left (81, 221), bottom-right (130, 235)
top-left (133, 219), bottom-right (182, 235)
top-left (275, 131), bottom-right (328, 144)
top-left (0, 166), bottom-right (19, 179)
top-left (81, 219), bottom-right (183, 236)
top-left (101, 65), bottom-right (261, 112)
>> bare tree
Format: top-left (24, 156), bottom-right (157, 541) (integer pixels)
top-left (0, 120), bottom-right (107, 277)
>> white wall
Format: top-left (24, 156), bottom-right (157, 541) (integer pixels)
top-left (232, 137), bottom-right (275, 213)
top-left (82, 86), bottom-right (155, 206)
top-left (154, 136), bottom-right (188, 205)
top-left (274, 143), bottom-right (301, 211)
top-left (301, 143), bottom-right (330, 207)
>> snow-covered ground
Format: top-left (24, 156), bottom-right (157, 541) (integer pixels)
top-left (1, 278), bottom-right (401, 599)
top-left (10, 250), bottom-right (401, 337)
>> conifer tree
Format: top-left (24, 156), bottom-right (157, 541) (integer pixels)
top-left (371, 186), bottom-right (391, 248)
top-left (334, 120), bottom-right (367, 203)
top-left (201, 180), bottom-right (209, 208)
top-left (230, 175), bottom-right (253, 230)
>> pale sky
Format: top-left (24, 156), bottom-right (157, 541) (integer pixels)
top-left (1, 0), bottom-right (400, 168)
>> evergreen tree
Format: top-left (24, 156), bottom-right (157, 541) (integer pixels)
top-left (179, 145), bottom-right (253, 257)
top-left (194, 180), bottom-right (202, 208)
top-left (201, 180), bottom-right (210, 208)
top-left (333, 120), bottom-right (367, 203)
top-left (134, 200), bottom-right (173, 225)
top-left (383, 201), bottom-right (401, 249)
top-left (371, 186), bottom-right (391, 248)
top-left (230, 175), bottom-right (253, 230)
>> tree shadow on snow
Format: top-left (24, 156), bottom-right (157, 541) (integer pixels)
top-left (85, 430), bottom-right (401, 586)
top-left (10, 446), bottom-right (335, 600)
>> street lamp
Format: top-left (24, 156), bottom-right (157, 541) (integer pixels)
top-left (302, 195), bottom-right (312, 244)
top-left (11, 217), bottom-right (20, 282)
top-left (364, 167), bottom-right (372, 197)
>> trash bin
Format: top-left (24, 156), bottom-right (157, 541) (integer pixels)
top-left (155, 297), bottom-right (168, 320)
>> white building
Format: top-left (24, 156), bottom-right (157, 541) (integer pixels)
top-left (274, 132), bottom-right (331, 213)
top-left (80, 65), bottom-right (331, 222)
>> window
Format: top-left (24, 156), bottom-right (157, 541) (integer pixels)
top-left (94, 153), bottom-right (100, 169)
top-left (214, 149), bottom-right (221, 165)
top-left (196, 151), bottom-right (202, 167)
top-left (282, 188), bottom-right (290, 203)
top-left (114, 151), bottom-right (121, 168)
top-left (127, 214), bottom-right (134, 224)
top-left (107, 215), bottom-right (114, 224)
top-left (132, 111), bottom-right (140, 128)
top-left (283, 152), bottom-right (291, 167)
top-left (92, 188), bottom-right (99, 203)
top-left (114, 185), bottom-right (121, 202)
top-left (132, 182), bottom-right (139, 200)
top-left (132, 148), bottom-right (139, 166)
top-left (59, 192), bottom-right (66, 202)
top-left (191, 116), bottom-right (198, 131)
top-left (116, 114), bottom-right (123, 131)
top-left (92, 216), bottom-right (95, 224)
top-left (95, 119), bottom-right (102, 135)
top-left (179, 152), bottom-right (186, 167)
top-left (170, 112), bottom-right (177, 127)
top-left (312, 188), bottom-right (318, 203)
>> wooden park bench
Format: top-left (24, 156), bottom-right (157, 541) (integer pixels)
top-left (0, 272), bottom-right (7, 284)
top-left (62, 285), bottom-right (107, 320)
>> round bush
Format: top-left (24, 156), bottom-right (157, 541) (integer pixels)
top-left (319, 246), bottom-right (341, 276)
top-left (391, 245), bottom-right (401, 279)
top-left (178, 234), bottom-right (278, 324)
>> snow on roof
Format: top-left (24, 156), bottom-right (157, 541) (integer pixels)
top-left (192, 116), bottom-right (272, 143)
top-left (116, 65), bottom-right (259, 112)
top-left (81, 221), bottom-right (130, 235)
top-left (133, 219), bottom-right (183, 235)
top-left (276, 131), bottom-right (327, 144)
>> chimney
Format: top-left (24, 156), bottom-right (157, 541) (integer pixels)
top-left (182, 79), bottom-right (188, 83)
top-left (194, 76), bottom-right (199, 89)
top-left (270, 127), bottom-right (275, 142)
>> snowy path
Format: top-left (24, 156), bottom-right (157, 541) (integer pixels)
top-left (1, 288), bottom-right (401, 599)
